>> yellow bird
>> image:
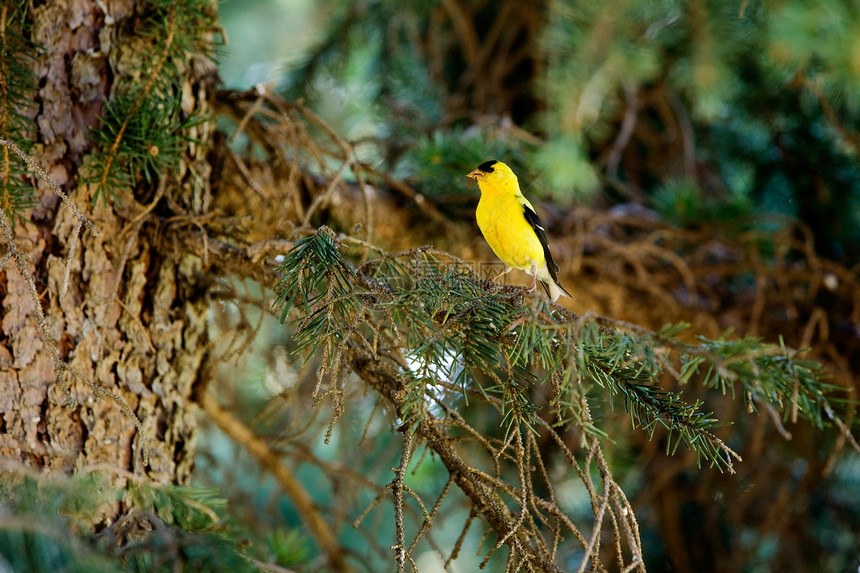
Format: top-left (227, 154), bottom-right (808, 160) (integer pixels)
top-left (468, 160), bottom-right (571, 302)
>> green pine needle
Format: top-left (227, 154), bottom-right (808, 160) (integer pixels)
top-left (81, 0), bottom-right (216, 205)
top-left (0, 0), bottom-right (38, 223)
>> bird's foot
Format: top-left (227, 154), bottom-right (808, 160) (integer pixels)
top-left (528, 263), bottom-right (539, 293)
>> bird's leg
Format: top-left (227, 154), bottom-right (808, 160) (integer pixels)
top-left (492, 265), bottom-right (512, 282)
top-left (526, 261), bottom-right (538, 293)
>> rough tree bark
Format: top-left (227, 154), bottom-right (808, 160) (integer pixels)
top-left (0, 0), bottom-right (217, 514)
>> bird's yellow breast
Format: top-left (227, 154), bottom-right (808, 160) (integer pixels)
top-left (476, 193), bottom-right (545, 272)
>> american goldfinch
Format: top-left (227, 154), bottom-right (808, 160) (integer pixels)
top-left (468, 160), bottom-right (571, 302)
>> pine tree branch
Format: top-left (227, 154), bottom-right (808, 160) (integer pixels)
top-left (96, 10), bottom-right (178, 192)
top-left (347, 343), bottom-right (564, 573)
top-left (274, 228), bottom-right (854, 472)
top-left (84, 1), bottom-right (217, 203)
top-left (0, 2), bottom-right (38, 219)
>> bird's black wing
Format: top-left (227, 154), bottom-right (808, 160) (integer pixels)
top-left (522, 203), bottom-right (561, 283)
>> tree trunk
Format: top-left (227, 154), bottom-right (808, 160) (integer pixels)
top-left (0, 0), bottom-right (216, 520)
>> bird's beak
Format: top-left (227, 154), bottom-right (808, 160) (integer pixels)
top-left (467, 169), bottom-right (485, 181)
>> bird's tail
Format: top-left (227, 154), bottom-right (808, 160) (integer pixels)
top-left (536, 266), bottom-right (572, 302)
top-left (543, 279), bottom-right (572, 302)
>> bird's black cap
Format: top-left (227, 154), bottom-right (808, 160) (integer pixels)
top-left (477, 160), bottom-right (498, 173)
